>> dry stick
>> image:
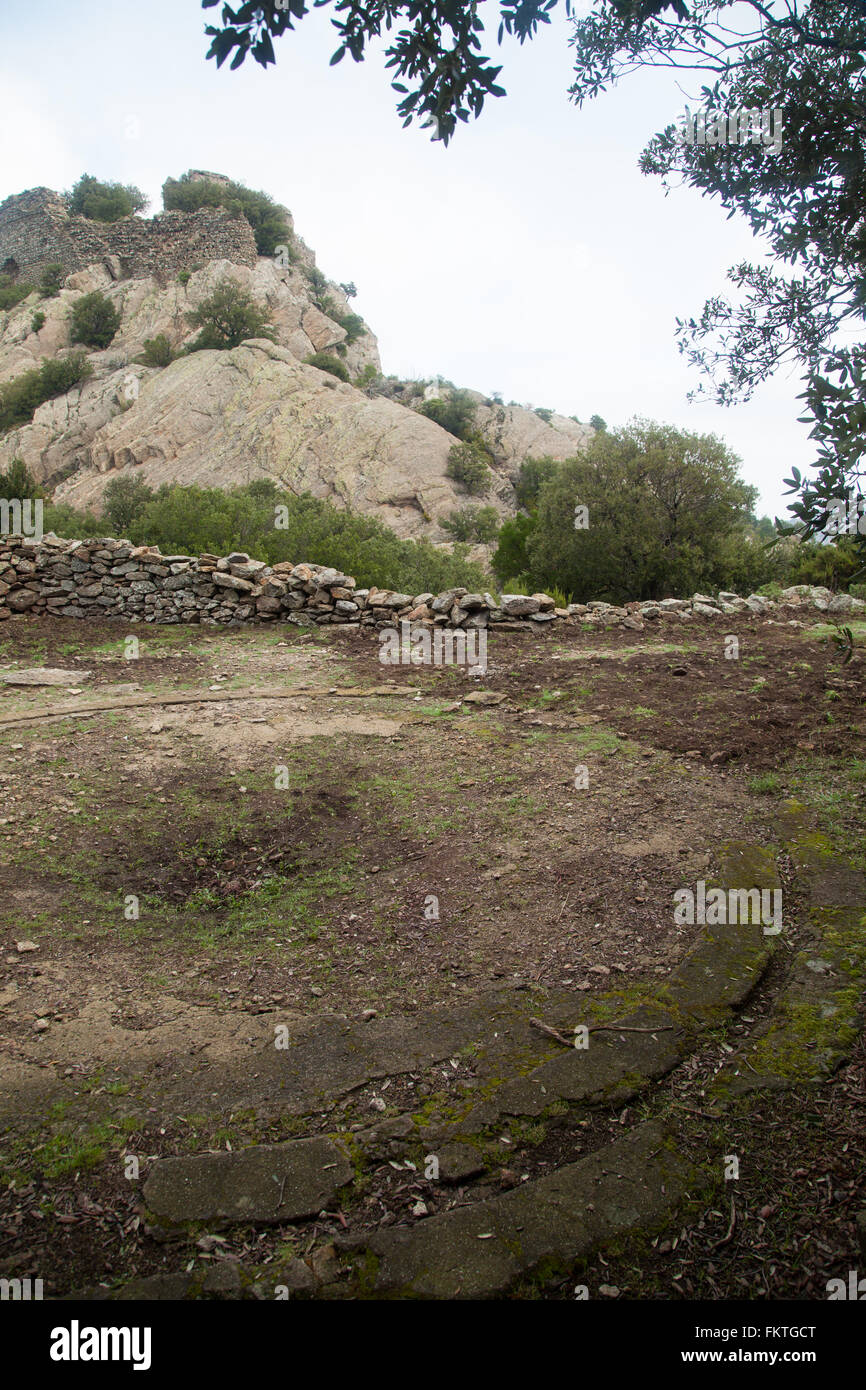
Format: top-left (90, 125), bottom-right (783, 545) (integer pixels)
top-left (709, 1197), bottom-right (737, 1252)
top-left (530, 1016), bottom-right (676, 1048)
top-left (0, 684), bottom-right (423, 729)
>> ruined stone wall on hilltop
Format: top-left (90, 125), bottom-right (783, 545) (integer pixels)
top-left (0, 187), bottom-right (258, 283)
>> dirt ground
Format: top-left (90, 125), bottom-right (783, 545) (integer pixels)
top-left (0, 608), bottom-right (863, 1297)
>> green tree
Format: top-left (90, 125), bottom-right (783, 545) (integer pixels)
top-left (69, 174), bottom-right (148, 221)
top-left (514, 455), bottom-right (558, 510)
top-left (526, 420), bottom-right (757, 602)
top-left (69, 291), bottom-right (121, 349)
top-left (102, 475), bottom-right (155, 533)
top-left (492, 511), bottom-right (536, 582)
top-left (186, 279), bottom-right (275, 350)
top-left (0, 458), bottom-right (41, 500)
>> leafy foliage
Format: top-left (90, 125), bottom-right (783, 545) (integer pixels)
top-left (48, 479), bottom-right (489, 592)
top-left (303, 352), bottom-right (350, 381)
top-left (201, 1), bottom-right (570, 143)
top-left (445, 440), bottom-right (492, 495)
top-left (418, 388), bottom-right (478, 440)
top-left (0, 353), bottom-right (93, 435)
top-left (69, 291), bottom-right (121, 349)
top-left (101, 474), bottom-right (157, 534)
top-left (68, 174), bottom-right (148, 222)
top-left (495, 419), bottom-right (772, 601)
top-left (39, 264), bottom-right (66, 298)
top-left (0, 276), bottom-right (34, 311)
top-left (439, 504), bottom-right (501, 543)
top-left (0, 458), bottom-right (42, 501)
top-left (162, 172), bottom-right (292, 256)
top-left (139, 334), bottom-right (176, 367)
top-left (186, 279), bottom-right (275, 350)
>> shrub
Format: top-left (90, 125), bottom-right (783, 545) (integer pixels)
top-left (0, 277), bottom-right (33, 311)
top-left (186, 279), bottom-right (274, 350)
top-left (440, 505), bottom-right (500, 543)
top-left (353, 363), bottom-right (380, 392)
top-left (69, 174), bottom-right (147, 222)
top-left (514, 455), bottom-right (558, 510)
top-left (419, 388), bottom-right (478, 441)
top-left (0, 458), bottom-right (41, 500)
top-left (162, 174), bottom-right (291, 256)
top-left (445, 441), bottom-right (491, 495)
top-left (0, 353), bottom-right (92, 435)
top-left (589, 414), bottom-right (607, 432)
top-left (39, 263), bottom-right (66, 298)
top-left (140, 334), bottom-right (175, 367)
top-left (30, 311), bottom-right (46, 334)
top-left (177, 270), bottom-right (192, 286)
top-left (69, 291), bottom-right (121, 348)
top-left (534, 406), bottom-right (554, 425)
top-left (102, 475), bottom-right (154, 533)
top-left (304, 352), bottom-right (350, 382)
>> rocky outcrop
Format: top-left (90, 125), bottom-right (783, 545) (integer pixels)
top-left (51, 340), bottom-right (479, 538)
top-left (474, 401), bottom-right (593, 471)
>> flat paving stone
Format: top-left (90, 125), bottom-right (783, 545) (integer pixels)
top-left (363, 1121), bottom-right (694, 1298)
top-left (143, 1137), bottom-right (352, 1226)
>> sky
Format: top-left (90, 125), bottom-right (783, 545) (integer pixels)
top-left (0, 0), bottom-right (815, 521)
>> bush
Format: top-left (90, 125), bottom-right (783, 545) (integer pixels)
top-left (177, 270), bottom-right (192, 287)
top-left (0, 458), bottom-right (42, 500)
top-left (39, 264), bottom-right (66, 298)
top-left (445, 441), bottom-right (491, 495)
top-left (30, 311), bottom-right (46, 334)
top-left (162, 174), bottom-right (291, 257)
top-left (0, 353), bottom-right (92, 435)
top-left (0, 276), bottom-right (33, 311)
top-left (102, 475), bottom-right (154, 533)
top-left (418, 388), bottom-right (478, 441)
top-left (589, 414), bottom-right (607, 432)
top-left (303, 352), bottom-right (350, 382)
top-left (514, 456), bottom-right (558, 511)
top-left (139, 334), bottom-right (175, 367)
top-left (186, 279), bottom-right (274, 351)
top-left (440, 505), bottom-right (500, 543)
top-left (492, 512), bottom-right (536, 582)
top-left (69, 291), bottom-right (121, 348)
top-left (69, 174), bottom-right (147, 222)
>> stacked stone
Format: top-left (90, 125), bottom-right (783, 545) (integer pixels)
top-left (0, 535), bottom-right (863, 628)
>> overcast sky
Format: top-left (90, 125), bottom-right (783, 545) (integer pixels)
top-left (0, 0), bottom-right (813, 520)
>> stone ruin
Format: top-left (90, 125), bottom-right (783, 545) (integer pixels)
top-left (0, 186), bottom-right (258, 285)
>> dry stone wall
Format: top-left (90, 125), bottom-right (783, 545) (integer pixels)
top-left (0, 535), bottom-right (862, 631)
top-left (0, 188), bottom-right (258, 283)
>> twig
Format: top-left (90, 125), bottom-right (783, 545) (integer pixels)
top-left (530, 1017), bottom-right (573, 1048)
top-left (530, 1015), bottom-right (676, 1048)
top-left (709, 1196), bottom-right (737, 1252)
